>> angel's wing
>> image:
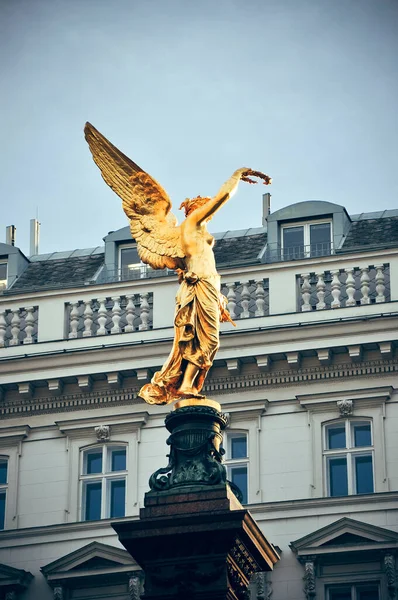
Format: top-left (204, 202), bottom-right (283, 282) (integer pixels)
top-left (84, 122), bottom-right (185, 270)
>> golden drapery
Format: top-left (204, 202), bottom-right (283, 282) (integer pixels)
top-left (139, 272), bottom-right (232, 405)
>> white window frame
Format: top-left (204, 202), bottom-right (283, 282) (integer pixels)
top-left (118, 244), bottom-right (148, 280)
top-left (224, 431), bottom-right (249, 504)
top-left (323, 419), bottom-right (375, 497)
top-left (326, 581), bottom-right (380, 599)
top-left (281, 218), bottom-right (333, 258)
top-left (0, 456), bottom-right (8, 530)
top-left (0, 261), bottom-right (7, 290)
top-left (79, 443), bottom-right (128, 521)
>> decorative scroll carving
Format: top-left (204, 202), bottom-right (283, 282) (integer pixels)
top-left (303, 559), bottom-right (316, 599)
top-left (149, 405), bottom-right (229, 495)
top-left (337, 399), bottom-right (353, 416)
top-left (254, 571), bottom-right (273, 599)
top-left (5, 591), bottom-right (17, 600)
top-left (129, 573), bottom-right (144, 600)
top-left (95, 424), bottom-right (110, 441)
top-left (53, 587), bottom-right (64, 600)
top-left (384, 553), bottom-right (397, 599)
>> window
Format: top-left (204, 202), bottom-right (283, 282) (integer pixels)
top-left (224, 433), bottom-right (248, 504)
top-left (119, 246), bottom-right (148, 280)
top-left (324, 421), bottom-right (374, 497)
top-left (80, 445), bottom-right (127, 521)
top-left (282, 221), bottom-right (332, 259)
top-left (0, 262), bottom-right (7, 290)
top-left (0, 459), bottom-right (7, 529)
top-left (327, 583), bottom-right (379, 600)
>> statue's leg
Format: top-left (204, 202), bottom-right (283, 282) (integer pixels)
top-left (177, 362), bottom-right (202, 396)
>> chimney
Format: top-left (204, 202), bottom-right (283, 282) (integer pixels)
top-left (6, 225), bottom-right (16, 246)
top-left (262, 193), bottom-right (271, 228)
top-left (30, 219), bottom-right (40, 256)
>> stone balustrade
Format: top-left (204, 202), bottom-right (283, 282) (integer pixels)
top-left (298, 263), bottom-right (390, 312)
top-left (220, 279), bottom-right (269, 320)
top-left (0, 305), bottom-right (39, 347)
top-left (66, 293), bottom-right (153, 339)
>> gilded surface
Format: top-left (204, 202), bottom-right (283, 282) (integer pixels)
top-left (85, 122), bottom-right (271, 404)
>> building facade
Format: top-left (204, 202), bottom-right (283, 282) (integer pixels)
top-left (0, 200), bottom-right (397, 599)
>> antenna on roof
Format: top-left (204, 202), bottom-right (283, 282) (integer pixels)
top-left (262, 193), bottom-right (271, 228)
top-left (30, 219), bottom-right (40, 256)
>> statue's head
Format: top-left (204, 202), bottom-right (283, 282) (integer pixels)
top-left (179, 195), bottom-right (212, 217)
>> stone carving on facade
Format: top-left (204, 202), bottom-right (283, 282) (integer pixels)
top-left (254, 571), bottom-right (273, 599)
top-left (337, 399), bottom-right (353, 416)
top-left (384, 553), bottom-right (397, 599)
top-left (53, 587), bottom-right (64, 600)
top-left (303, 559), bottom-right (316, 599)
top-left (5, 591), bottom-right (17, 600)
top-left (95, 424), bottom-right (110, 441)
top-left (129, 573), bottom-right (143, 600)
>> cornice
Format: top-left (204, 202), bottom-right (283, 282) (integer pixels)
top-left (56, 411), bottom-right (149, 438)
top-left (0, 357), bottom-right (396, 419)
top-left (298, 386), bottom-right (393, 411)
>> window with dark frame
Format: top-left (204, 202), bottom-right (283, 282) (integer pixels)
top-left (119, 246), bottom-right (147, 280)
top-left (323, 420), bottom-right (374, 497)
top-left (80, 445), bottom-right (127, 521)
top-left (327, 582), bottom-right (379, 600)
top-left (282, 221), bottom-right (332, 259)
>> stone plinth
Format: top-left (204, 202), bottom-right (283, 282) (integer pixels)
top-left (113, 400), bottom-right (279, 599)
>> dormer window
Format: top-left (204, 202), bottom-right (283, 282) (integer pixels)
top-left (119, 245), bottom-right (147, 280)
top-left (0, 262), bottom-right (7, 290)
top-left (281, 220), bottom-right (332, 259)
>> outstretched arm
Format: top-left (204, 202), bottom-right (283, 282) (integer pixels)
top-left (190, 168), bottom-right (271, 225)
top-left (190, 168), bottom-right (249, 225)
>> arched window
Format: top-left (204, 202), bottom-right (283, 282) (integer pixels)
top-left (323, 420), bottom-right (374, 497)
top-left (80, 444), bottom-right (127, 521)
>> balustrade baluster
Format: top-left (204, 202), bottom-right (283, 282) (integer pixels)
top-left (97, 298), bottom-right (107, 335)
top-left (125, 294), bottom-right (135, 332)
top-left (375, 264), bottom-right (386, 303)
top-left (23, 306), bottom-right (35, 344)
top-left (9, 309), bottom-right (21, 346)
top-left (82, 300), bottom-right (93, 337)
top-left (240, 281), bottom-right (251, 318)
top-left (360, 267), bottom-right (370, 305)
top-left (111, 296), bottom-right (122, 334)
top-left (330, 270), bottom-right (342, 308)
top-left (0, 310), bottom-right (6, 347)
top-left (315, 272), bottom-right (326, 310)
top-left (226, 283), bottom-right (237, 319)
top-left (139, 293), bottom-right (150, 331)
top-left (345, 268), bottom-right (356, 307)
top-left (300, 274), bottom-right (312, 312)
top-left (68, 302), bottom-right (80, 339)
top-left (254, 280), bottom-right (266, 317)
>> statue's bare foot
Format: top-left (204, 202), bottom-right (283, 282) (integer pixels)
top-left (176, 387), bottom-right (205, 399)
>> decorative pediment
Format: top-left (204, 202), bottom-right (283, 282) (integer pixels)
top-left (0, 562), bottom-right (33, 590)
top-left (41, 541), bottom-right (140, 584)
top-left (290, 517), bottom-right (398, 558)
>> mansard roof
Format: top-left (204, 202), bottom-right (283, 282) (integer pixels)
top-left (3, 207), bottom-right (398, 295)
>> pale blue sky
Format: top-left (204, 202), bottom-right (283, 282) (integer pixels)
top-left (1, 0), bottom-right (397, 255)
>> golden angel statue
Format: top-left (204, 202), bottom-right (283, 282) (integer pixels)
top-left (84, 123), bottom-right (271, 405)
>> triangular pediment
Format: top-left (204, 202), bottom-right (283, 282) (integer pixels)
top-left (0, 562), bottom-right (33, 588)
top-left (290, 517), bottom-right (398, 557)
top-left (41, 541), bottom-right (138, 580)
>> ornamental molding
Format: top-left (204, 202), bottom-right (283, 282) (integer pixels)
top-left (0, 358), bottom-right (396, 419)
top-left (0, 425), bottom-right (30, 447)
top-left (298, 385), bottom-right (393, 412)
top-left (56, 412), bottom-right (148, 438)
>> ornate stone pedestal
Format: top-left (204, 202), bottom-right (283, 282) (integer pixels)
top-left (113, 399), bottom-right (279, 599)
